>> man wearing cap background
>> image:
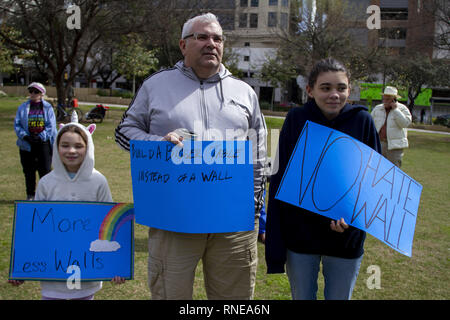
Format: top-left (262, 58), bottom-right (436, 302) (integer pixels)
top-left (14, 82), bottom-right (57, 200)
top-left (371, 86), bottom-right (412, 167)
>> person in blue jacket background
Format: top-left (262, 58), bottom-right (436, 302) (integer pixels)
top-left (14, 82), bottom-right (57, 200)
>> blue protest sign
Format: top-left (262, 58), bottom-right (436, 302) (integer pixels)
top-left (275, 121), bottom-right (422, 257)
top-left (130, 140), bottom-right (254, 233)
top-left (9, 201), bottom-right (134, 281)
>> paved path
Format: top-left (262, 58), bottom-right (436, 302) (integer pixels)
top-left (78, 101), bottom-right (129, 108)
top-left (407, 128), bottom-right (450, 135)
top-left (79, 101), bottom-right (450, 136)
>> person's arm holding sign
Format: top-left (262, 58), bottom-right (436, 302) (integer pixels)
top-left (8, 279), bottom-right (24, 286)
top-left (115, 86), bottom-right (165, 151)
top-left (164, 131), bottom-right (184, 146)
top-left (330, 218), bottom-right (349, 233)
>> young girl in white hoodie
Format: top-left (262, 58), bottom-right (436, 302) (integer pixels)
top-left (10, 121), bottom-right (124, 299)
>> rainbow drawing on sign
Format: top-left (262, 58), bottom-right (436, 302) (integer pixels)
top-left (99, 203), bottom-right (134, 241)
top-left (89, 203), bottom-right (134, 252)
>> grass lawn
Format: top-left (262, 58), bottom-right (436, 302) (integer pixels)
top-left (0, 96), bottom-right (448, 300)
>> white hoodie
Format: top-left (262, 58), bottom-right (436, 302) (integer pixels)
top-left (35, 122), bottom-right (112, 299)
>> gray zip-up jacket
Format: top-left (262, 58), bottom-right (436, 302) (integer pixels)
top-left (115, 61), bottom-right (267, 215)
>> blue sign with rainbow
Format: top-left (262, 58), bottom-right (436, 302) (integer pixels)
top-left (9, 201), bottom-right (134, 281)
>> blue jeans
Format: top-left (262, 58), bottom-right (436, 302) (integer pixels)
top-left (286, 250), bottom-right (363, 300)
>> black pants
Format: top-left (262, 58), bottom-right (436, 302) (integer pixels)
top-left (19, 141), bottom-right (52, 197)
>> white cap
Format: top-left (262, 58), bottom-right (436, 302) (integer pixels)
top-left (27, 82), bottom-right (46, 95)
top-left (382, 86), bottom-right (401, 99)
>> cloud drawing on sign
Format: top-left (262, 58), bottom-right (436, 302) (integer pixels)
top-left (89, 239), bottom-right (121, 252)
top-left (89, 203), bottom-right (134, 253)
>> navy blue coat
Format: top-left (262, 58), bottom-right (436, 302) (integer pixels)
top-left (265, 100), bottom-right (381, 274)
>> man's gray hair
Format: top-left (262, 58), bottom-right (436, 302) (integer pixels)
top-left (181, 12), bottom-right (222, 39)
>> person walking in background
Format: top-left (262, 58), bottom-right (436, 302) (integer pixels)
top-left (14, 82), bottom-right (57, 200)
top-left (265, 58), bottom-right (381, 300)
top-left (371, 86), bottom-right (412, 167)
top-left (115, 13), bottom-right (266, 300)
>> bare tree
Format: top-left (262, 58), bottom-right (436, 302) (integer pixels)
top-left (136, 0), bottom-right (233, 67)
top-left (0, 0), bottom-right (139, 104)
top-left (426, 0), bottom-right (450, 55)
top-left (261, 0), bottom-right (380, 90)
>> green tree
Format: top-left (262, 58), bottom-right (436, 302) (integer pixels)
top-left (386, 54), bottom-right (450, 112)
top-left (221, 47), bottom-right (244, 79)
top-left (259, 57), bottom-right (297, 109)
top-left (0, 43), bottom-right (15, 86)
top-left (113, 36), bottom-right (158, 94)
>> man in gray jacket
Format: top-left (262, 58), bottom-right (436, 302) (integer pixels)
top-left (115, 12), bottom-right (267, 299)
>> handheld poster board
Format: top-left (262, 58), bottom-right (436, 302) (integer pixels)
top-left (275, 121), bottom-right (422, 257)
top-left (9, 201), bottom-right (134, 281)
top-left (130, 140), bottom-right (254, 233)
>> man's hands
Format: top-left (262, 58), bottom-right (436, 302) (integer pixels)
top-left (163, 132), bottom-right (184, 147)
top-left (164, 129), bottom-right (198, 147)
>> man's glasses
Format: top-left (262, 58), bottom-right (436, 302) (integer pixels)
top-left (28, 88), bottom-right (41, 94)
top-left (183, 32), bottom-right (225, 44)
